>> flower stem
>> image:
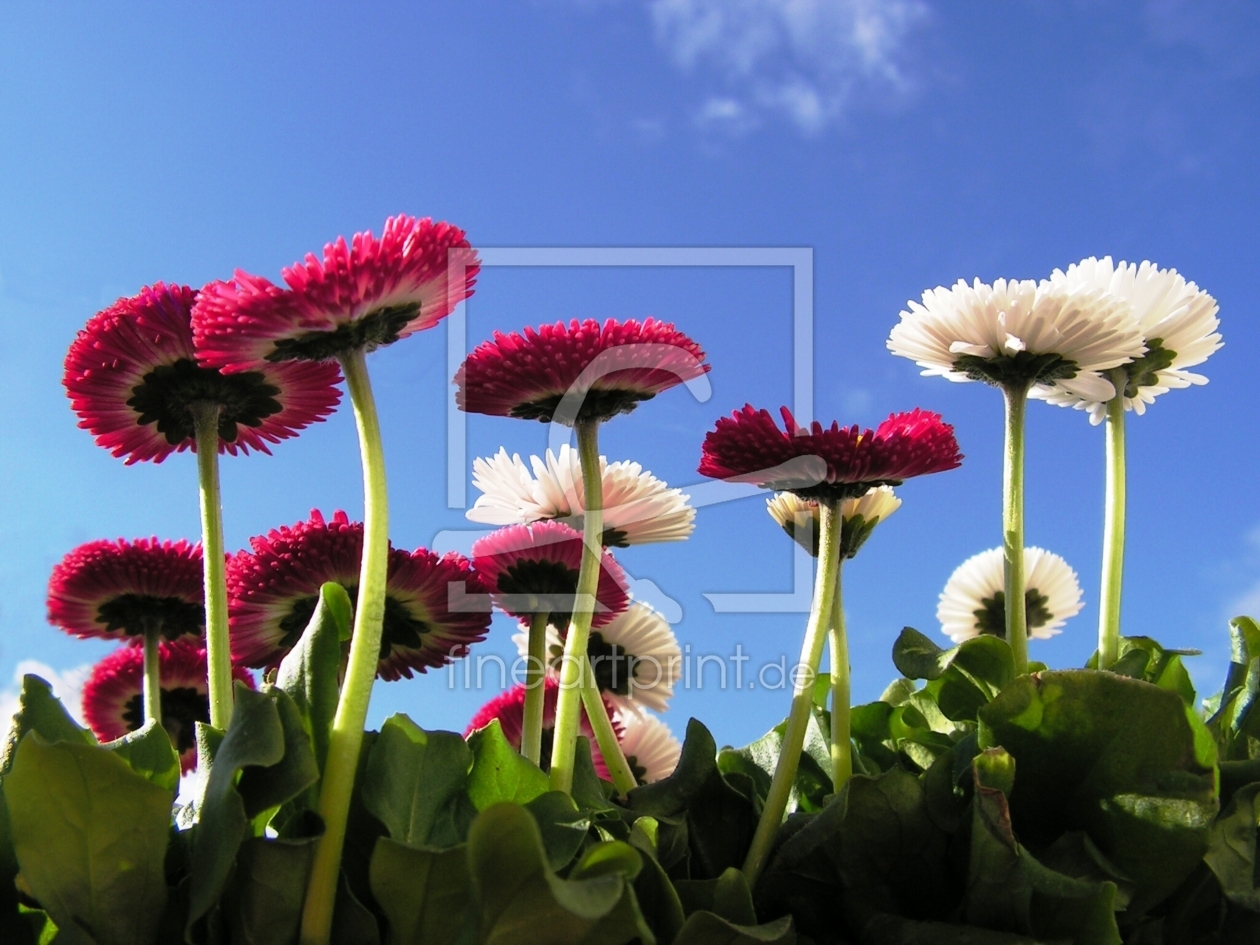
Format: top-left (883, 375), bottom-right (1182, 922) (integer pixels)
top-left (1002, 382), bottom-right (1029, 676)
top-left (828, 564), bottom-right (852, 795)
top-left (301, 349), bottom-right (390, 945)
top-left (522, 611), bottom-right (550, 766)
top-left (580, 660), bottom-right (638, 796)
top-left (549, 419), bottom-right (608, 794)
top-left (191, 403), bottom-right (233, 731)
top-left (142, 621), bottom-right (162, 726)
top-left (1098, 370), bottom-right (1127, 670)
top-left (742, 499), bottom-right (842, 888)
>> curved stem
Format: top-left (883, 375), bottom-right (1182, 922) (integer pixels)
top-left (549, 419), bottom-right (606, 794)
top-left (580, 661), bottom-right (638, 796)
top-left (301, 349), bottom-right (390, 945)
top-left (191, 403), bottom-right (233, 730)
top-left (142, 622), bottom-right (162, 726)
top-left (522, 612), bottom-right (550, 766)
top-left (1098, 371), bottom-right (1127, 670)
top-left (742, 499), bottom-right (842, 888)
top-left (1002, 383), bottom-right (1029, 676)
top-left (828, 563), bottom-right (851, 795)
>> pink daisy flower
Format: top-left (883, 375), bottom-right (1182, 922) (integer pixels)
top-left (227, 510), bottom-right (492, 680)
top-left (455, 318), bottom-right (709, 424)
top-left (192, 215), bottom-right (478, 368)
top-left (698, 406), bottom-right (963, 500)
top-left (81, 638), bottom-right (254, 772)
top-left (48, 538), bottom-right (205, 643)
top-left (464, 679), bottom-right (621, 779)
top-left (63, 282), bottom-right (342, 465)
top-left (470, 521), bottom-right (629, 629)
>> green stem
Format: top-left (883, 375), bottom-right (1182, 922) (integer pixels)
top-left (522, 612), bottom-right (550, 766)
top-left (1098, 370), bottom-right (1127, 670)
top-left (742, 499), bottom-right (842, 888)
top-left (142, 622), bottom-right (162, 726)
top-left (580, 660), bottom-right (638, 796)
top-left (301, 349), bottom-right (390, 945)
top-left (549, 418), bottom-right (605, 794)
top-left (191, 403), bottom-right (233, 731)
top-left (829, 564), bottom-right (852, 795)
top-left (1002, 382), bottom-right (1029, 676)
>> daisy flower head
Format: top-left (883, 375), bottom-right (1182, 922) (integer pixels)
top-left (81, 638), bottom-right (254, 772)
top-left (192, 215), bottom-right (478, 369)
top-left (227, 510), bottom-right (492, 679)
top-left (48, 538), bottom-right (205, 643)
top-left (471, 521), bottom-right (629, 629)
top-left (888, 277), bottom-right (1146, 401)
top-left (1031, 257), bottom-right (1223, 422)
top-left (699, 406), bottom-right (961, 501)
top-left (455, 318), bottom-right (709, 425)
top-left (937, 546), bottom-right (1084, 644)
top-left (512, 600), bottom-right (681, 713)
top-left (467, 446), bottom-right (695, 547)
top-left (464, 679), bottom-right (621, 779)
top-left (617, 710), bottom-right (682, 785)
top-left (767, 485), bottom-right (902, 558)
top-left (63, 283), bottom-right (342, 464)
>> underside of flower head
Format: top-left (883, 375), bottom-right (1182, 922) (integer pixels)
top-left (617, 710), bottom-right (682, 785)
top-left (937, 546), bottom-right (1084, 644)
top-left (699, 405), bottom-right (961, 500)
top-left (64, 282), bottom-right (342, 464)
top-left (192, 215), bottom-right (478, 368)
top-left (888, 277), bottom-right (1146, 399)
top-left (227, 509), bottom-right (492, 678)
top-left (767, 485), bottom-right (902, 557)
top-left (468, 445), bottom-right (695, 546)
top-left (1030, 257), bottom-right (1223, 422)
top-left (455, 318), bottom-right (709, 425)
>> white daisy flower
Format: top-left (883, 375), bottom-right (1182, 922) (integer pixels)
top-left (766, 486), bottom-right (901, 558)
top-left (511, 600), bottom-right (681, 713)
top-left (467, 446), bottom-right (695, 546)
top-left (888, 278), bottom-right (1146, 400)
top-left (617, 710), bottom-right (682, 785)
top-left (937, 547), bottom-right (1084, 644)
top-left (1030, 257), bottom-right (1222, 423)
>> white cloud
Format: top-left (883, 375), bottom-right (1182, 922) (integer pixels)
top-left (651, 0), bottom-right (930, 133)
top-left (0, 661), bottom-right (92, 741)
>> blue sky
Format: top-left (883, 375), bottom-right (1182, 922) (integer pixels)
top-left (1, 1), bottom-right (1257, 747)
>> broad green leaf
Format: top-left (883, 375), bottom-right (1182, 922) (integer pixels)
top-left (6, 734), bottom-right (171, 945)
top-left (333, 870), bottom-right (383, 945)
top-left (465, 720), bottom-right (549, 810)
top-left (978, 670), bottom-right (1218, 914)
top-left (629, 823), bottom-right (686, 945)
top-left (892, 630), bottom-right (1015, 723)
top-left (892, 627), bottom-right (948, 681)
top-left (368, 837), bottom-right (471, 945)
top-left (0, 676), bottom-right (93, 777)
top-left (674, 868), bottom-right (756, 926)
top-left (526, 792), bottom-right (592, 871)
top-left (361, 714), bottom-right (473, 849)
top-left (1205, 781), bottom-right (1260, 911)
top-left (571, 736), bottom-right (617, 813)
top-left (673, 912), bottom-right (795, 944)
top-left (861, 914), bottom-right (1046, 943)
top-left (1088, 636), bottom-right (1197, 707)
top-left (103, 719), bottom-right (180, 793)
top-left (276, 582), bottom-right (351, 774)
top-left (236, 687), bottom-right (320, 817)
top-left (220, 832), bottom-right (321, 945)
top-left (719, 709), bottom-right (831, 813)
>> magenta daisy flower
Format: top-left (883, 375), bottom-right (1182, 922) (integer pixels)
top-left (81, 638), bottom-right (253, 771)
top-left (227, 510), bottom-right (492, 680)
top-left (698, 406), bottom-right (963, 499)
top-left (464, 679), bottom-right (621, 779)
top-left (47, 538), bottom-right (205, 643)
top-left (63, 282), bottom-right (342, 465)
top-left (455, 318), bottom-right (710, 424)
top-left (470, 521), bottom-right (629, 629)
top-left (192, 215), bottom-right (478, 368)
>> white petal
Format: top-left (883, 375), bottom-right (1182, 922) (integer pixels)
top-left (937, 546), bottom-right (1083, 644)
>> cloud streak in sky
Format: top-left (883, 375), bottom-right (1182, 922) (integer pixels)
top-left (650, 0), bottom-right (930, 134)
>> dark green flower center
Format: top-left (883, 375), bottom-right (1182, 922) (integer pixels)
top-left (587, 632), bottom-right (638, 696)
top-left (128, 358), bottom-right (282, 445)
top-left (266, 304), bottom-right (420, 362)
top-left (974, 588), bottom-right (1053, 637)
top-left (1122, 338), bottom-right (1177, 397)
top-left (497, 560), bottom-right (582, 627)
top-left (277, 585), bottom-right (434, 660)
top-left (952, 351), bottom-right (1080, 389)
top-left (122, 685), bottom-right (208, 754)
top-left (96, 593), bottom-right (205, 640)
top-left (510, 389), bottom-right (654, 426)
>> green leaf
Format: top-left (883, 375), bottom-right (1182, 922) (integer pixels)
top-left (5, 734), bottom-right (171, 945)
top-left (0, 676), bottom-right (93, 777)
top-left (465, 720), bottom-right (549, 811)
top-left (977, 670), bottom-right (1218, 914)
top-left (236, 687), bottom-right (320, 818)
top-left (361, 714), bottom-right (473, 849)
top-left (467, 802), bottom-right (651, 945)
top-left (1205, 781), bottom-right (1260, 911)
top-left (629, 822), bottom-right (686, 944)
top-left (719, 709), bottom-right (831, 814)
top-left (1089, 636), bottom-right (1197, 707)
top-left (526, 792), bottom-right (592, 871)
top-left (672, 912), bottom-right (795, 944)
top-left (220, 831), bottom-right (322, 945)
top-left (860, 914), bottom-right (1047, 943)
top-left (892, 628), bottom-right (948, 681)
top-left (276, 582), bottom-right (351, 774)
top-left (368, 837), bottom-right (471, 945)
top-left (674, 868), bottom-right (756, 926)
top-left (571, 736), bottom-right (617, 814)
top-left (103, 720), bottom-right (180, 793)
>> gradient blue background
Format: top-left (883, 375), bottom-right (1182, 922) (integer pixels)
top-left (1, 1), bottom-right (1256, 747)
